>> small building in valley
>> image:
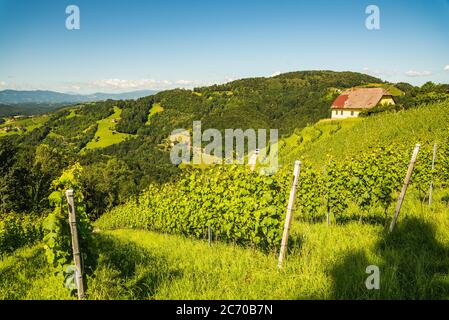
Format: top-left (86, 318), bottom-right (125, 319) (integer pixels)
top-left (331, 88), bottom-right (395, 119)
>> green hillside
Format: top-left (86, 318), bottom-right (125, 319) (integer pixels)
top-left (83, 106), bottom-right (135, 151)
top-left (0, 71), bottom-right (388, 214)
top-left (279, 101), bottom-right (449, 168)
top-left (1, 71), bottom-right (449, 300)
top-left (144, 103), bottom-right (164, 126)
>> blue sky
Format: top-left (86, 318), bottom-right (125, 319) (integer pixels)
top-left (0, 0), bottom-right (448, 93)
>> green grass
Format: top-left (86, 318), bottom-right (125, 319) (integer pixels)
top-left (279, 101), bottom-right (449, 167)
top-left (2, 195), bottom-right (449, 300)
top-left (83, 106), bottom-right (134, 150)
top-left (145, 103), bottom-right (164, 126)
top-left (0, 244), bottom-right (72, 300)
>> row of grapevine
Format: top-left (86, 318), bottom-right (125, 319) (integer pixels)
top-left (0, 213), bottom-right (43, 255)
top-left (98, 165), bottom-right (289, 249)
top-left (97, 141), bottom-right (449, 249)
top-left (296, 142), bottom-right (449, 221)
top-left (42, 163), bottom-right (94, 294)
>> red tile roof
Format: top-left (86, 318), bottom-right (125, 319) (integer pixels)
top-left (332, 94), bottom-right (349, 108)
top-left (331, 88), bottom-right (392, 109)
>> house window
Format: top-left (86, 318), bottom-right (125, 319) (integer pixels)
top-left (341, 110), bottom-right (344, 115)
top-left (350, 111), bottom-right (354, 116)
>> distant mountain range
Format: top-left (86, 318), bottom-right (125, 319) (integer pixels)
top-left (0, 89), bottom-right (158, 104)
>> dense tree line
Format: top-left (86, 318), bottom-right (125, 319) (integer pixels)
top-left (394, 81), bottom-right (449, 108)
top-left (115, 97), bottom-right (152, 134)
top-left (361, 82), bottom-right (449, 117)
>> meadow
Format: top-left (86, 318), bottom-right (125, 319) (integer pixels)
top-left (145, 103), bottom-right (164, 126)
top-left (83, 106), bottom-right (135, 150)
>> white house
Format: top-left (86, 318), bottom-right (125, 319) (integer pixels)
top-left (331, 88), bottom-right (395, 119)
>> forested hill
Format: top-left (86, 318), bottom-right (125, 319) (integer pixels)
top-left (146, 70), bottom-right (383, 139)
top-left (0, 70), bottom-right (425, 218)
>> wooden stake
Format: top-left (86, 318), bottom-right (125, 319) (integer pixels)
top-left (65, 189), bottom-right (85, 300)
top-left (249, 149), bottom-right (259, 171)
top-left (278, 160), bottom-right (301, 269)
top-left (208, 225), bottom-right (212, 247)
top-left (428, 143), bottom-right (437, 206)
top-left (323, 164), bottom-right (331, 226)
top-left (389, 144), bottom-right (421, 233)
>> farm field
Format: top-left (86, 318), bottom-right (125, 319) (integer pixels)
top-left (83, 106), bottom-right (135, 150)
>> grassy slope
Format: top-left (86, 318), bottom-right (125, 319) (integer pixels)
top-left (2, 197), bottom-right (449, 299)
top-left (145, 103), bottom-right (164, 126)
top-left (83, 106), bottom-right (134, 150)
top-left (279, 101), bottom-right (449, 167)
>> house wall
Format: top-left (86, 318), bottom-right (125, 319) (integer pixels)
top-left (331, 109), bottom-right (360, 119)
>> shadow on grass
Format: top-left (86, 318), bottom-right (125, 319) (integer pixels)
top-left (0, 246), bottom-right (48, 299)
top-left (86, 234), bottom-right (182, 300)
top-left (328, 217), bottom-right (449, 299)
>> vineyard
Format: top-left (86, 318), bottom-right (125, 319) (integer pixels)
top-left (2, 95), bottom-right (449, 300)
top-left (97, 140), bottom-right (449, 239)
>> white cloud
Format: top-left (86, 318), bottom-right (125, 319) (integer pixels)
top-left (444, 65), bottom-right (449, 71)
top-left (405, 70), bottom-right (433, 77)
top-left (0, 77), bottom-right (231, 94)
top-left (91, 79), bottom-right (166, 90)
top-left (270, 71), bottom-right (281, 77)
top-left (97, 78), bottom-right (210, 90)
top-left (67, 85), bottom-right (81, 91)
top-left (174, 79), bottom-right (206, 86)
top-left (362, 67), bottom-right (397, 78)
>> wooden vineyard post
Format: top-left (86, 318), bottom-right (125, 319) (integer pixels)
top-left (428, 143), bottom-right (437, 206)
top-left (278, 160), bottom-right (301, 269)
top-left (249, 149), bottom-right (259, 171)
top-left (389, 144), bottom-right (421, 233)
top-left (208, 226), bottom-right (212, 247)
top-left (65, 189), bottom-right (85, 300)
top-left (323, 163), bottom-right (331, 226)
